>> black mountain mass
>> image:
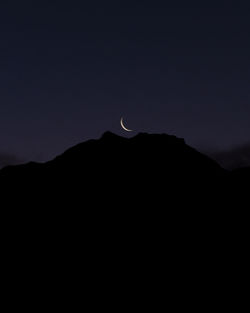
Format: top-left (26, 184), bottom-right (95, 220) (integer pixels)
top-left (1, 132), bottom-right (248, 306)
top-left (0, 131), bottom-right (248, 204)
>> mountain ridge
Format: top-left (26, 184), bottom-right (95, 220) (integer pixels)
top-left (0, 131), bottom-right (248, 285)
top-left (0, 131), bottom-right (225, 175)
top-left (0, 132), bottom-right (248, 205)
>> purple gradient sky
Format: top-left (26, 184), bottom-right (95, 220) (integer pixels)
top-left (0, 0), bottom-right (250, 162)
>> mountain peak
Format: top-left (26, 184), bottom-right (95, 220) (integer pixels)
top-left (100, 131), bottom-right (185, 144)
top-left (101, 131), bottom-right (123, 140)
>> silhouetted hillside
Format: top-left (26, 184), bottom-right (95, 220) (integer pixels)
top-left (0, 132), bottom-right (226, 194)
top-left (1, 132), bottom-right (249, 201)
top-left (1, 132), bottom-right (249, 195)
top-left (1, 131), bottom-right (249, 219)
top-left (1, 132), bottom-right (249, 303)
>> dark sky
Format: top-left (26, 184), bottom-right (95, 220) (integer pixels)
top-left (0, 0), bottom-right (249, 162)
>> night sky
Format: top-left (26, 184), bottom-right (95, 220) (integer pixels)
top-left (0, 1), bottom-right (250, 163)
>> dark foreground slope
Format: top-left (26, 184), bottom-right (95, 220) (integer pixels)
top-left (0, 132), bottom-right (249, 307)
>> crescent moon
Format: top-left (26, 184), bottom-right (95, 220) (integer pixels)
top-left (120, 117), bottom-right (133, 132)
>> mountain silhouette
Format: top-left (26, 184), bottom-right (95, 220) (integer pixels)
top-left (0, 131), bottom-right (225, 178)
top-left (1, 131), bottom-right (248, 201)
top-left (1, 132), bottom-right (248, 303)
top-left (0, 132), bottom-right (223, 206)
top-left (2, 131), bottom-right (249, 201)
